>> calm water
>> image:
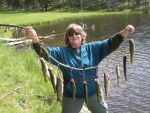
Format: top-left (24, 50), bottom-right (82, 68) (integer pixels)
top-left (33, 13), bottom-right (149, 45)
top-left (33, 13), bottom-right (150, 113)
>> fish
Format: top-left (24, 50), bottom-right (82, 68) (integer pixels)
top-left (104, 72), bottom-right (110, 99)
top-left (83, 80), bottom-right (88, 104)
top-left (129, 39), bottom-right (135, 64)
top-left (39, 57), bottom-right (50, 82)
top-left (48, 67), bottom-right (57, 93)
top-left (71, 79), bottom-right (76, 101)
top-left (123, 56), bottom-right (127, 81)
top-left (116, 64), bottom-right (121, 87)
top-left (56, 75), bottom-right (63, 101)
top-left (95, 79), bottom-right (101, 103)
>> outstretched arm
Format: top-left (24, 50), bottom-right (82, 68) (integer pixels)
top-left (109, 25), bottom-right (135, 51)
top-left (25, 26), bottom-right (49, 60)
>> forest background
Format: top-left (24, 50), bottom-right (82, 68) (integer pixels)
top-left (0, 0), bottom-right (149, 12)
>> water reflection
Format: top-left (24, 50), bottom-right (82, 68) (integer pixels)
top-left (98, 21), bottom-right (150, 113)
top-left (34, 13), bottom-right (150, 113)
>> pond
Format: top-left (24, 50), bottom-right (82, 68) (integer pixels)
top-left (33, 13), bottom-right (150, 113)
top-left (33, 13), bottom-right (149, 45)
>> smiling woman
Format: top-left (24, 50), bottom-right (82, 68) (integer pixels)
top-left (26, 23), bottom-right (134, 113)
top-left (65, 24), bottom-right (87, 48)
top-left (68, 32), bottom-right (82, 48)
top-left (0, 10), bottom-right (149, 113)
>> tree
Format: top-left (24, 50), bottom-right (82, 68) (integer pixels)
top-left (80, 0), bottom-right (83, 11)
top-left (39, 0), bottom-right (53, 11)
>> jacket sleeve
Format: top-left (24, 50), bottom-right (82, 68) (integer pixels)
top-left (108, 33), bottom-right (124, 52)
top-left (32, 41), bottom-right (49, 60)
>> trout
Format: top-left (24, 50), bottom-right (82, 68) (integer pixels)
top-left (48, 67), bottom-right (57, 93)
top-left (116, 64), bottom-right (121, 87)
top-left (83, 80), bottom-right (88, 104)
top-left (56, 76), bottom-right (63, 101)
top-left (129, 39), bottom-right (135, 64)
top-left (95, 79), bottom-right (101, 103)
top-left (104, 72), bottom-right (110, 99)
top-left (39, 57), bottom-right (50, 82)
top-left (123, 56), bottom-right (127, 81)
top-left (71, 79), bottom-right (76, 101)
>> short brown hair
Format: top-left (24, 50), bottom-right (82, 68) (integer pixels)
top-left (64, 23), bottom-right (87, 46)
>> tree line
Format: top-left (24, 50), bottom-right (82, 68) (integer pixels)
top-left (0, 0), bottom-right (149, 11)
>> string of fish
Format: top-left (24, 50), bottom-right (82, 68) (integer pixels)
top-left (48, 54), bottom-right (105, 104)
top-left (38, 36), bottom-right (135, 103)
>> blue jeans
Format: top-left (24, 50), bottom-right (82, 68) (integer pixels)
top-left (61, 89), bottom-right (108, 113)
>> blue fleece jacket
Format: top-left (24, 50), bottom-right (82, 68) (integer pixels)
top-left (46, 39), bottom-right (111, 98)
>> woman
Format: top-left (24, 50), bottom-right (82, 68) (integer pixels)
top-left (26, 23), bottom-right (135, 113)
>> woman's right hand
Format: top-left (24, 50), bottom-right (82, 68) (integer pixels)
top-left (25, 26), bottom-right (39, 43)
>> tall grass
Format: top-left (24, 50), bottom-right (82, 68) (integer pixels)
top-left (0, 42), bottom-right (61, 113)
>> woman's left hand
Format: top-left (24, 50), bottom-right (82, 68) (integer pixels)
top-left (120, 25), bottom-right (135, 38)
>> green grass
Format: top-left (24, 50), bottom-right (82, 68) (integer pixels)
top-left (0, 42), bottom-right (61, 113)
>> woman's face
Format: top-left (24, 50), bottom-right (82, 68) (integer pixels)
top-left (68, 32), bottom-right (82, 48)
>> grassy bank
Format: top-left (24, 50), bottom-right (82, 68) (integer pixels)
top-left (0, 42), bottom-right (62, 113)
